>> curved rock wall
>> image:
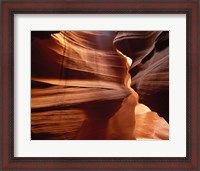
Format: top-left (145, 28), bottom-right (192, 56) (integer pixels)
top-left (31, 31), bottom-right (169, 140)
top-left (114, 31), bottom-right (169, 122)
top-left (31, 31), bottom-right (135, 140)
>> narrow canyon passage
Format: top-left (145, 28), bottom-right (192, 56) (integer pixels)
top-left (31, 31), bottom-right (169, 140)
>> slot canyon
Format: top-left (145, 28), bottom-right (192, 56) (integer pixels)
top-left (31, 31), bottom-right (169, 140)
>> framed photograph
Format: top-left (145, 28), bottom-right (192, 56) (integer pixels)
top-left (1, 0), bottom-right (199, 170)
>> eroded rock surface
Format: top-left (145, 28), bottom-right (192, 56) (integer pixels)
top-left (114, 31), bottom-right (169, 122)
top-left (31, 31), bottom-right (169, 140)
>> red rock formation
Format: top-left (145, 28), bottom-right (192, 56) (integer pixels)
top-left (135, 104), bottom-right (169, 140)
top-left (31, 31), bottom-right (135, 140)
top-left (31, 31), bottom-right (169, 140)
top-left (114, 31), bottom-right (169, 122)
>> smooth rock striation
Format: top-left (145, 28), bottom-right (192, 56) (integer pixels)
top-left (114, 31), bottom-right (169, 122)
top-left (31, 31), bottom-right (169, 140)
top-left (31, 31), bottom-right (135, 140)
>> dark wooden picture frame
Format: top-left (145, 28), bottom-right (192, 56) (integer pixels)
top-left (1, 0), bottom-right (199, 170)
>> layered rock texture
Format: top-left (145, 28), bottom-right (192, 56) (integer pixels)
top-left (114, 31), bottom-right (169, 122)
top-left (31, 31), bottom-right (169, 140)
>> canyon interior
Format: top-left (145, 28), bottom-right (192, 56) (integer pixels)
top-left (31, 31), bottom-right (169, 140)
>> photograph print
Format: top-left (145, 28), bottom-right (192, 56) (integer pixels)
top-left (31, 31), bottom-right (169, 140)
